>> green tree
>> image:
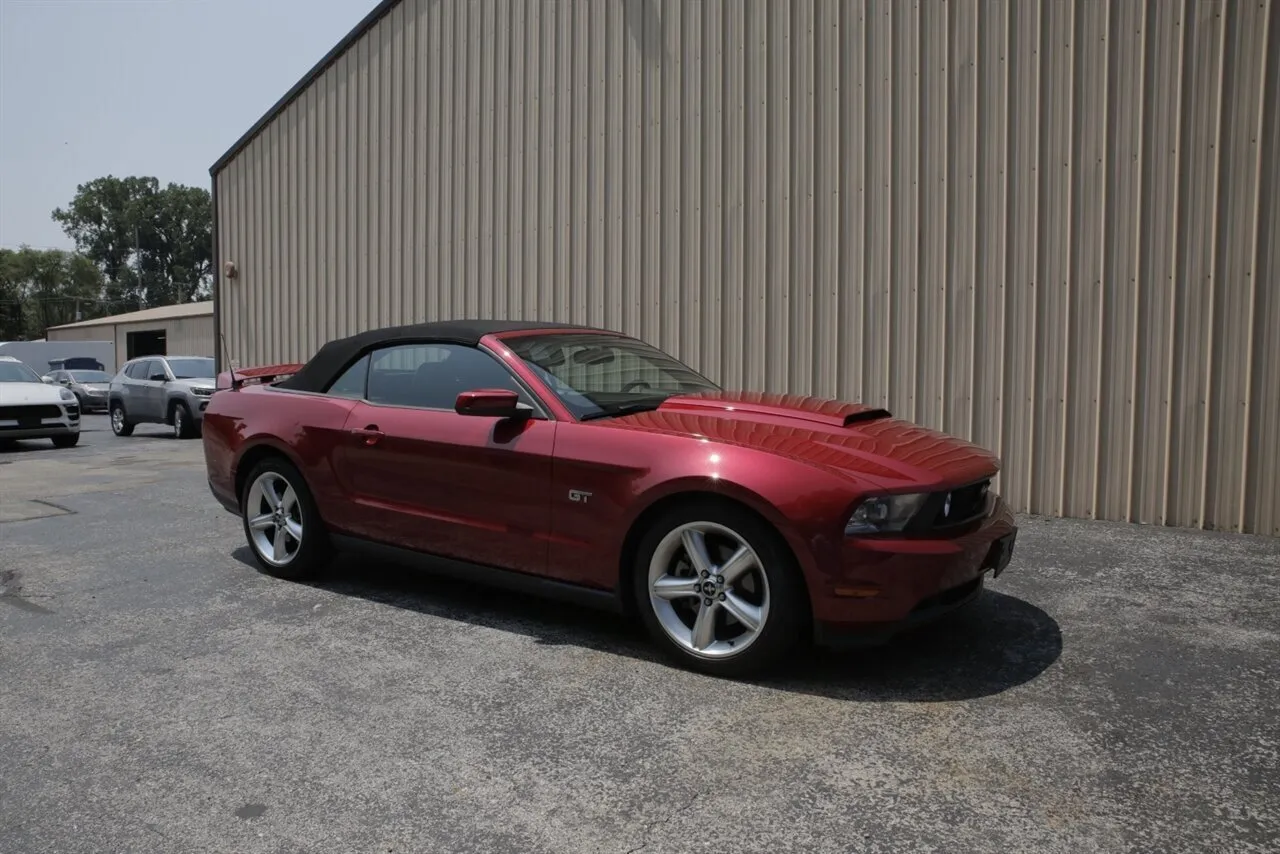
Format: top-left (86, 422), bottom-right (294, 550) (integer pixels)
top-left (0, 247), bottom-right (106, 340)
top-left (52, 175), bottom-right (212, 309)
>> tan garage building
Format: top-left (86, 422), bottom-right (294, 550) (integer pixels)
top-left (45, 302), bottom-right (215, 372)
top-left (210, 0), bottom-right (1279, 536)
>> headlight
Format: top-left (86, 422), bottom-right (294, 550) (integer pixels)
top-left (58, 388), bottom-right (76, 402)
top-left (191, 386), bottom-right (213, 396)
top-left (845, 493), bottom-right (930, 535)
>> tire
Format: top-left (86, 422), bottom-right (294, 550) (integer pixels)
top-left (239, 456), bottom-right (331, 581)
top-left (52, 433), bottom-right (80, 449)
top-left (109, 402), bottom-right (134, 436)
top-left (171, 402), bottom-right (197, 439)
top-left (631, 501), bottom-right (810, 678)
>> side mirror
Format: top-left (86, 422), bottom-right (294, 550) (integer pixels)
top-left (149, 373), bottom-right (168, 382)
top-left (454, 389), bottom-right (532, 419)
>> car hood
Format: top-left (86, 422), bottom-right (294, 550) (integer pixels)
top-left (604, 391), bottom-right (1000, 490)
top-left (171, 377), bottom-right (216, 390)
top-left (0, 382), bottom-right (66, 406)
top-left (78, 382), bottom-right (109, 392)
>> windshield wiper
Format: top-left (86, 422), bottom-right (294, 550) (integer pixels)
top-left (579, 398), bottom-right (668, 421)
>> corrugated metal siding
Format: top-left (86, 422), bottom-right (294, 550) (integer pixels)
top-left (214, 0), bottom-right (1280, 536)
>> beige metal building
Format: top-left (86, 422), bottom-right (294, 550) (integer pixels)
top-left (45, 302), bottom-right (215, 372)
top-left (211, 0), bottom-right (1279, 536)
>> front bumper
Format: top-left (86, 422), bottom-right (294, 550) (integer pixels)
top-left (812, 498), bottom-right (1018, 647)
top-left (0, 403), bottom-right (80, 440)
top-left (187, 393), bottom-right (212, 420)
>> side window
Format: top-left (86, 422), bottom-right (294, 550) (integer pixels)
top-left (325, 354), bottom-right (370, 399)
top-left (366, 343), bottom-right (529, 410)
top-left (125, 361), bottom-right (146, 379)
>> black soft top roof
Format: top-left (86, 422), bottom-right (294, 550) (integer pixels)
top-left (277, 319), bottom-right (604, 393)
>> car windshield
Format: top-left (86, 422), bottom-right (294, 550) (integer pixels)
top-left (69, 370), bottom-right (111, 382)
top-left (0, 361), bottom-right (44, 383)
top-left (165, 357), bottom-right (215, 379)
top-left (506, 332), bottom-right (720, 420)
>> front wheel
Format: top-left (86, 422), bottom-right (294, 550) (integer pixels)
top-left (52, 433), bottom-right (80, 448)
top-left (632, 502), bottom-right (810, 678)
top-left (109, 402), bottom-right (134, 436)
top-left (239, 456), bottom-right (330, 580)
top-left (171, 402), bottom-right (198, 439)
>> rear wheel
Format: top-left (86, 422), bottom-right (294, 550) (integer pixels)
top-left (109, 402), bottom-right (134, 436)
top-left (632, 502), bottom-right (810, 678)
top-left (52, 433), bottom-right (80, 448)
top-left (240, 456), bottom-right (330, 580)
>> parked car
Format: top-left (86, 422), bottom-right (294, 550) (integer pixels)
top-left (108, 355), bottom-right (216, 439)
top-left (45, 368), bottom-right (113, 413)
top-left (201, 320), bottom-right (1017, 677)
top-left (0, 355), bottom-right (81, 448)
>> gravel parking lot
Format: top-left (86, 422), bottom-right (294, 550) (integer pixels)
top-left (2, 415), bottom-right (1278, 853)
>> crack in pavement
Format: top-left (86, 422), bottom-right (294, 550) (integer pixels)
top-left (622, 792), bottom-right (701, 854)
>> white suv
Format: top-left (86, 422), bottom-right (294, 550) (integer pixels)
top-left (0, 355), bottom-right (81, 448)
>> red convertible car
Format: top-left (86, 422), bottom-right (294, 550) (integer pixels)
top-left (203, 320), bottom-right (1016, 677)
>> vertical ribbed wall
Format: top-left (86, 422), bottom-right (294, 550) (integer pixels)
top-left (214, 0), bottom-right (1280, 536)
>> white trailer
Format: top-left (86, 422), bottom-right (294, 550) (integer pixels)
top-left (0, 340), bottom-right (116, 376)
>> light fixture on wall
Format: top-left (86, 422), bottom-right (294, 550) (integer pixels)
top-left (223, 261), bottom-right (239, 280)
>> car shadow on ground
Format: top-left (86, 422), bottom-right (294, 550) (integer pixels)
top-left (232, 547), bottom-right (1062, 702)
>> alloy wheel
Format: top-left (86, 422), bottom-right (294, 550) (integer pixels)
top-left (111, 407), bottom-right (124, 433)
top-left (245, 471), bottom-right (304, 567)
top-left (647, 521), bottom-right (771, 659)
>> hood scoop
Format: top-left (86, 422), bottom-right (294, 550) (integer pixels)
top-left (660, 392), bottom-right (893, 430)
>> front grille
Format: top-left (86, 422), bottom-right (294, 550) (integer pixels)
top-left (906, 479), bottom-right (992, 534)
top-left (934, 479), bottom-right (990, 526)
top-left (0, 405), bottom-right (61, 420)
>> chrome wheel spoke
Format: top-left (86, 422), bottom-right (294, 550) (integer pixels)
top-left (281, 485), bottom-right (298, 515)
top-left (719, 546), bottom-right (756, 585)
top-left (272, 526), bottom-right (289, 562)
top-left (681, 529), bottom-right (714, 577)
top-left (653, 575), bottom-right (701, 600)
top-left (284, 518), bottom-right (303, 543)
top-left (248, 513), bottom-right (274, 531)
top-left (691, 602), bottom-right (718, 651)
top-left (721, 591), bottom-right (762, 632)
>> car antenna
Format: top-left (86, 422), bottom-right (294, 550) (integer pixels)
top-left (219, 330), bottom-right (239, 389)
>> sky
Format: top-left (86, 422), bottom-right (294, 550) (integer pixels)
top-left (0, 0), bottom-right (374, 252)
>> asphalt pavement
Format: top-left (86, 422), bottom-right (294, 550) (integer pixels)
top-left (1, 416), bottom-right (1278, 853)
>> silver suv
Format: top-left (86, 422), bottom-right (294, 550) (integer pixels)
top-left (108, 355), bottom-right (216, 439)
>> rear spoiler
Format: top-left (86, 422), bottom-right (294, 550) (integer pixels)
top-left (216, 363), bottom-right (305, 390)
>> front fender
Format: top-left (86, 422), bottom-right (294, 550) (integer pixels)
top-left (615, 459), bottom-right (860, 592)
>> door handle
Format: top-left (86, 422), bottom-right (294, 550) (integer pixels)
top-left (349, 425), bottom-right (384, 446)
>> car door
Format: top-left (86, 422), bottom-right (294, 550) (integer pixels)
top-left (329, 342), bottom-right (557, 577)
top-left (116, 361), bottom-right (146, 416)
top-left (129, 359), bottom-right (164, 420)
